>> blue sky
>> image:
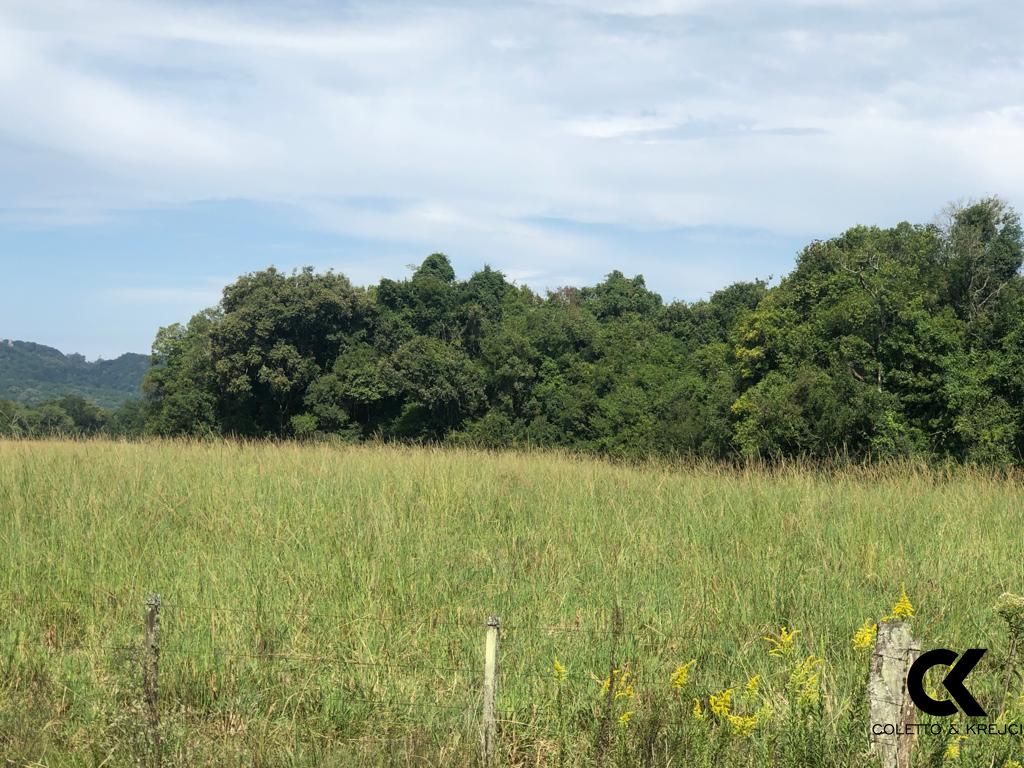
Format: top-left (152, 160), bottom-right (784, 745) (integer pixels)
top-left (1, 0), bottom-right (1022, 358)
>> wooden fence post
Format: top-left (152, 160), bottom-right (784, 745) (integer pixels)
top-left (868, 620), bottom-right (919, 768)
top-left (143, 594), bottom-right (162, 768)
top-left (481, 615), bottom-right (500, 766)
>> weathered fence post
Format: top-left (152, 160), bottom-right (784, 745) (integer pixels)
top-left (143, 594), bottom-right (162, 768)
top-left (481, 615), bottom-right (500, 766)
top-left (868, 620), bottom-right (919, 768)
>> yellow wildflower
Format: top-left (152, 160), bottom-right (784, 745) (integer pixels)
top-left (787, 655), bottom-right (823, 708)
top-left (745, 675), bottom-right (760, 697)
top-left (671, 660), bottom-right (696, 690)
top-left (710, 687), bottom-right (733, 718)
top-left (884, 586), bottom-right (914, 621)
top-left (692, 698), bottom-right (706, 721)
top-left (600, 668), bottom-right (635, 701)
top-left (615, 670), bottom-right (635, 701)
top-left (600, 668), bottom-right (619, 695)
top-left (618, 710), bottom-right (633, 728)
top-left (943, 735), bottom-right (966, 760)
top-left (553, 656), bottom-right (567, 682)
top-left (1002, 760), bottom-right (1022, 768)
top-left (853, 620), bottom-right (878, 651)
top-left (764, 626), bottom-right (799, 657)
top-left (727, 713), bottom-right (759, 737)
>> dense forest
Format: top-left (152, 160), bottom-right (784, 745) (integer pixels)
top-left (4, 197), bottom-right (1023, 464)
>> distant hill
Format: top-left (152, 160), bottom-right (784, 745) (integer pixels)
top-left (0, 340), bottom-right (149, 409)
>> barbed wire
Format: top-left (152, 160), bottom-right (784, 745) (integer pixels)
top-left (24, 642), bottom-right (479, 675)
top-left (0, 592), bottom-right (705, 637)
top-left (339, 695), bottom-right (476, 712)
top-left (23, 644), bottom-right (724, 695)
top-left (0, 593), bottom-right (487, 627)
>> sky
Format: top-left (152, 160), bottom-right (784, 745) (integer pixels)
top-left (1, 0), bottom-right (1022, 358)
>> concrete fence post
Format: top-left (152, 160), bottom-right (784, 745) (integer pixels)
top-left (143, 594), bottom-right (162, 768)
top-left (868, 620), bottom-right (919, 768)
top-left (481, 615), bottom-right (500, 766)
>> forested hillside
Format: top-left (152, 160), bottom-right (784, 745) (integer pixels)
top-left (0, 341), bottom-right (147, 408)
top-left (4, 197), bottom-right (1023, 464)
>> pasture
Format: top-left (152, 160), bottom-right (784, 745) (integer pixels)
top-left (1, 439), bottom-right (1022, 766)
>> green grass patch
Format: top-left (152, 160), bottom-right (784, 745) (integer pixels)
top-left (2, 439), bottom-right (1023, 766)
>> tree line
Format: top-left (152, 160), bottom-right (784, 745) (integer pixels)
top-left (5, 197), bottom-right (1023, 464)
top-left (0, 395), bottom-right (145, 439)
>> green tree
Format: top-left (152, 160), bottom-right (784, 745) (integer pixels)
top-left (144, 311), bottom-right (220, 436)
top-left (387, 336), bottom-right (485, 438)
top-left (210, 267), bottom-right (368, 435)
top-left (127, 199), bottom-right (1024, 466)
top-left (942, 197), bottom-right (1023, 334)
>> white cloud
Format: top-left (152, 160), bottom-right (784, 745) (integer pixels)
top-left (0, 0), bottom-right (1022, 264)
top-left (564, 114), bottom-right (684, 139)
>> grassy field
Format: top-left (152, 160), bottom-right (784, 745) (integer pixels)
top-left (2, 439), bottom-right (1024, 766)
